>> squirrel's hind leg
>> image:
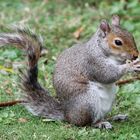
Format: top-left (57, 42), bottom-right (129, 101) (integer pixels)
top-left (64, 99), bottom-right (92, 126)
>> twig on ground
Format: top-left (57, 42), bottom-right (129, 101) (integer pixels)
top-left (116, 77), bottom-right (140, 86)
top-left (0, 100), bottom-right (24, 107)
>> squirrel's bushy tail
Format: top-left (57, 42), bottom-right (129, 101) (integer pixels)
top-left (0, 27), bottom-right (64, 120)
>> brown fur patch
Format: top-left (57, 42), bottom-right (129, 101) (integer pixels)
top-left (107, 30), bottom-right (138, 57)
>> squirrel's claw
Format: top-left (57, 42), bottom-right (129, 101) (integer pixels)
top-left (125, 59), bottom-right (140, 73)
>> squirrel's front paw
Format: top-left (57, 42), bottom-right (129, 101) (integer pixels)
top-left (94, 121), bottom-right (113, 129)
top-left (125, 59), bottom-right (140, 73)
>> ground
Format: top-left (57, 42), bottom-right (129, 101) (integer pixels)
top-left (0, 0), bottom-right (140, 140)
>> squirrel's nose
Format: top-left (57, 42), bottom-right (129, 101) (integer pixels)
top-left (132, 55), bottom-right (138, 60)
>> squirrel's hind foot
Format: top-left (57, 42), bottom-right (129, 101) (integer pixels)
top-left (94, 121), bottom-right (113, 129)
top-left (112, 114), bottom-right (128, 122)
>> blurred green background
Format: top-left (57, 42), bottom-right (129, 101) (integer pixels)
top-left (0, 0), bottom-right (140, 140)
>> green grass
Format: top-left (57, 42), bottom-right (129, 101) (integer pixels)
top-left (0, 0), bottom-right (140, 139)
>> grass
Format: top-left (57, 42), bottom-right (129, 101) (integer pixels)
top-left (0, 0), bottom-right (140, 139)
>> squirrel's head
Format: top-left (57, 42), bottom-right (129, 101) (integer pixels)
top-left (99, 15), bottom-right (138, 63)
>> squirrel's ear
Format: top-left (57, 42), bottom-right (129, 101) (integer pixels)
top-left (100, 20), bottom-right (110, 34)
top-left (111, 15), bottom-right (120, 26)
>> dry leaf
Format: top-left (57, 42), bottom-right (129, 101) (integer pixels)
top-left (0, 65), bottom-right (13, 73)
top-left (5, 88), bottom-right (13, 95)
top-left (73, 27), bottom-right (84, 39)
top-left (64, 124), bottom-right (72, 128)
top-left (18, 118), bottom-right (28, 123)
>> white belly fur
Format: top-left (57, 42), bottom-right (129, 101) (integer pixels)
top-left (88, 81), bottom-right (118, 122)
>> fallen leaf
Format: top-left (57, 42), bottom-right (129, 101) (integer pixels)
top-left (64, 124), bottom-right (72, 128)
top-left (18, 118), bottom-right (28, 123)
top-left (5, 88), bottom-right (13, 95)
top-left (0, 65), bottom-right (14, 73)
top-left (73, 26), bottom-right (84, 39)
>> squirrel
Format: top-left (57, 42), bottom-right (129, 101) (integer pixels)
top-left (0, 15), bottom-right (140, 129)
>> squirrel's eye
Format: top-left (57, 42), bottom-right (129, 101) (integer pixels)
top-left (114, 39), bottom-right (123, 46)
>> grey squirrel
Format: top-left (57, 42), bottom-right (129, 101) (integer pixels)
top-left (0, 15), bottom-right (140, 129)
